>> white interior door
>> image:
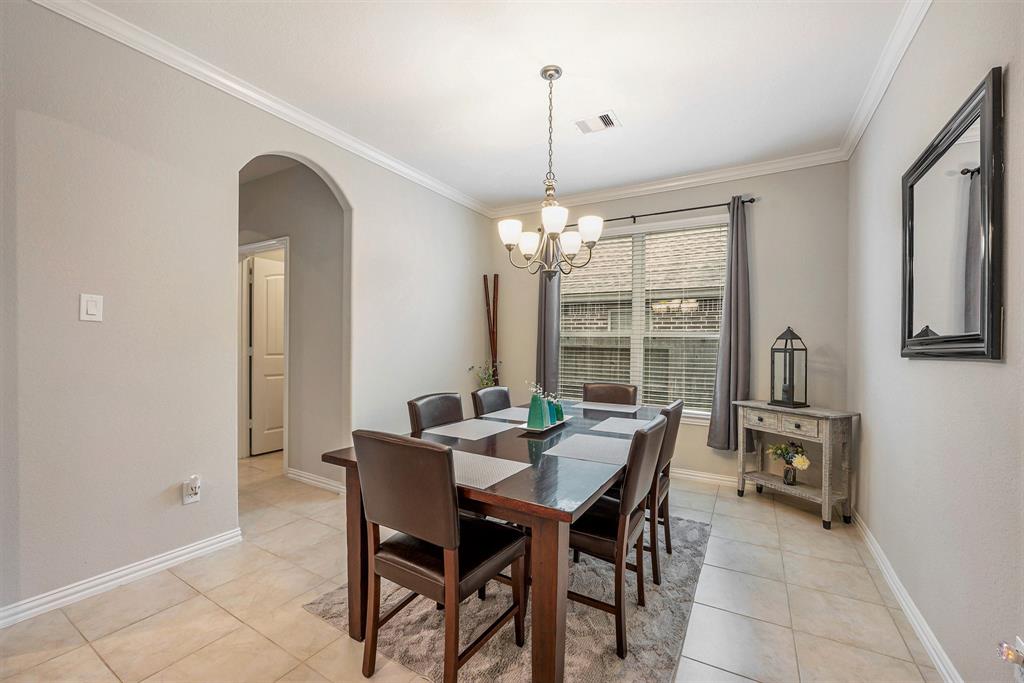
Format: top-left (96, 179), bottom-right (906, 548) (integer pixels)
top-left (250, 254), bottom-right (285, 454)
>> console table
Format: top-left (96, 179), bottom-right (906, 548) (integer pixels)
top-left (733, 400), bottom-right (858, 529)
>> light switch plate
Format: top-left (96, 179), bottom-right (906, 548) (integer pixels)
top-left (79, 294), bottom-right (103, 322)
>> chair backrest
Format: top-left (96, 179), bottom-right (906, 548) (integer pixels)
top-left (351, 429), bottom-right (460, 549)
top-left (407, 392), bottom-right (463, 433)
top-left (583, 382), bottom-right (638, 405)
top-left (471, 386), bottom-right (511, 417)
top-left (655, 399), bottom-right (684, 474)
top-left (618, 414), bottom-right (667, 514)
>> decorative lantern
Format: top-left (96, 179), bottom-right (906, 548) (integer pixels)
top-left (769, 327), bottom-right (808, 408)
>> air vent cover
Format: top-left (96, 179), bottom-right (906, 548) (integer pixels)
top-left (575, 110), bottom-right (621, 134)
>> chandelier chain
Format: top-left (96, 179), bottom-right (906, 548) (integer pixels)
top-left (546, 79), bottom-right (555, 184)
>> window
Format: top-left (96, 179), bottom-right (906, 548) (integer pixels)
top-left (559, 220), bottom-right (727, 415)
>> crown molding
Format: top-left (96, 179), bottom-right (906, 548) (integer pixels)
top-left (839, 0), bottom-right (932, 158)
top-left (31, 0), bottom-right (490, 216)
top-left (491, 147), bottom-right (847, 217)
top-left (34, 0), bottom-right (929, 221)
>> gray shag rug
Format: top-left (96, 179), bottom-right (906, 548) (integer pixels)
top-left (305, 516), bottom-right (709, 682)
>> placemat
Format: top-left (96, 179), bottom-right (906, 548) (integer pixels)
top-left (452, 450), bottom-right (530, 489)
top-left (423, 419), bottom-right (521, 440)
top-left (480, 406), bottom-right (531, 421)
top-left (590, 417), bottom-right (652, 436)
top-left (573, 401), bottom-right (642, 414)
top-left (543, 434), bottom-right (631, 465)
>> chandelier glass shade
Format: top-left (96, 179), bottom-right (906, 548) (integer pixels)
top-left (498, 65), bottom-right (603, 276)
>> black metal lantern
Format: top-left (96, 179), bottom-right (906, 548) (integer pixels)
top-left (769, 327), bottom-right (808, 408)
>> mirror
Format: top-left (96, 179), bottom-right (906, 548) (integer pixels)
top-left (902, 67), bottom-right (1003, 359)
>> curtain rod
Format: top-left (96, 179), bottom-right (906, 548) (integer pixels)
top-left (565, 197), bottom-right (755, 228)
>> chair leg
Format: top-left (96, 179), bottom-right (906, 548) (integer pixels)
top-left (614, 542), bottom-right (627, 659)
top-left (477, 584), bottom-right (486, 600)
top-left (573, 549), bottom-right (580, 563)
top-left (635, 531), bottom-right (646, 608)
top-left (661, 497), bottom-right (673, 555)
top-left (361, 572), bottom-right (380, 677)
top-left (511, 555), bottom-right (526, 647)
top-left (443, 550), bottom-right (459, 683)
top-left (649, 495), bottom-right (662, 586)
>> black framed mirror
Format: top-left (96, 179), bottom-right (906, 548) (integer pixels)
top-left (902, 67), bottom-right (1004, 359)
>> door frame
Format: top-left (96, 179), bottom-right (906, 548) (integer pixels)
top-left (238, 237), bottom-right (290, 472)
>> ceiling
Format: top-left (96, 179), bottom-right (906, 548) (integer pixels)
top-left (238, 155), bottom-right (299, 184)
top-left (88, 1), bottom-right (913, 214)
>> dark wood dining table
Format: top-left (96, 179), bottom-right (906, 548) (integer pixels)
top-left (322, 401), bottom-right (663, 682)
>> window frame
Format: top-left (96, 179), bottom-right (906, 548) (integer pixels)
top-left (560, 213), bottom-right (729, 425)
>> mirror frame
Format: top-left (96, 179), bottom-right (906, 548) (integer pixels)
top-left (901, 67), bottom-right (1004, 360)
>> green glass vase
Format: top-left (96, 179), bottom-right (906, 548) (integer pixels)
top-left (527, 395), bottom-right (550, 429)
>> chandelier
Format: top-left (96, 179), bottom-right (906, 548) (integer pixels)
top-left (497, 65), bottom-right (604, 276)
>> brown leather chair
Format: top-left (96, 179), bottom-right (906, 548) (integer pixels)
top-left (598, 400), bottom-right (684, 585)
top-left (352, 430), bottom-right (527, 682)
top-left (646, 399), bottom-right (683, 585)
top-left (582, 382), bottom-right (638, 405)
top-left (567, 414), bottom-right (667, 659)
top-left (470, 386), bottom-right (511, 417)
top-left (407, 393), bottom-right (463, 433)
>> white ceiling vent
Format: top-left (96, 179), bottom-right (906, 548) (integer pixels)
top-left (575, 111), bottom-right (621, 134)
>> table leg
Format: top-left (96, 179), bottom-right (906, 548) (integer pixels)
top-left (736, 408), bottom-right (746, 497)
top-left (531, 517), bottom-right (568, 682)
top-left (345, 469), bottom-right (368, 641)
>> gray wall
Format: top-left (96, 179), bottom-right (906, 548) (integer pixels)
top-left (492, 162), bottom-right (849, 478)
top-left (0, 1), bottom-right (490, 606)
top-left (846, 2), bottom-right (1023, 680)
top-left (239, 162), bottom-right (349, 483)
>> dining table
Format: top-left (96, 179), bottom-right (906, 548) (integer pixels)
top-left (321, 400), bottom-right (664, 682)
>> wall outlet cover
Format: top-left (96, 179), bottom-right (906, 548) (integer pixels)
top-left (182, 475), bottom-right (201, 505)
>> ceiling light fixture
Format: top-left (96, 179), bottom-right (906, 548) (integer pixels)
top-left (497, 65), bottom-right (603, 277)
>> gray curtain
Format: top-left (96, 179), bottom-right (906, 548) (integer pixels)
top-left (963, 172), bottom-right (982, 332)
top-left (707, 196), bottom-right (751, 451)
top-left (536, 271), bottom-right (561, 394)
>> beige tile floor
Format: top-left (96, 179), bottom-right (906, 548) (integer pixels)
top-left (0, 452), bottom-right (938, 682)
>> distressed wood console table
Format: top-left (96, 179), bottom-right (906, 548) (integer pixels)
top-left (734, 400), bottom-right (858, 529)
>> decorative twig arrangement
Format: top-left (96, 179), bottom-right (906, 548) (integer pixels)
top-left (483, 274), bottom-right (499, 385)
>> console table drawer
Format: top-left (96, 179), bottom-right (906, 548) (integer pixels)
top-left (782, 415), bottom-right (819, 438)
top-left (744, 409), bottom-right (779, 431)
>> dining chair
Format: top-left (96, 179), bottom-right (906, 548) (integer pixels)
top-left (566, 414), bottom-right (667, 659)
top-left (582, 382), bottom-right (638, 405)
top-left (470, 386), bottom-right (511, 417)
top-left (407, 392), bottom-right (463, 433)
top-left (593, 400), bottom-right (684, 585)
top-left (352, 430), bottom-right (527, 682)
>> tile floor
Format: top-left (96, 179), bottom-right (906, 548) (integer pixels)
top-left (0, 453), bottom-right (939, 682)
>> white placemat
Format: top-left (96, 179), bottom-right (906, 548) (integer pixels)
top-left (590, 417), bottom-right (652, 436)
top-left (423, 418), bottom-right (520, 440)
top-left (543, 434), bottom-right (631, 465)
top-left (452, 450), bottom-right (530, 489)
top-left (573, 401), bottom-right (642, 414)
top-left (481, 406), bottom-right (531, 421)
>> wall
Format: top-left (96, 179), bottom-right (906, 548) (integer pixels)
top-left (493, 162), bottom-right (850, 478)
top-left (846, 2), bottom-right (1023, 680)
top-left (239, 162), bottom-right (350, 483)
top-left (0, 1), bottom-right (490, 606)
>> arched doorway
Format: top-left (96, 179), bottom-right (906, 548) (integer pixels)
top-left (235, 154), bottom-right (353, 525)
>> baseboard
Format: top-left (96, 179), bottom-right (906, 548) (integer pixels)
top-left (286, 467), bottom-right (345, 494)
top-left (853, 511), bottom-right (962, 683)
top-left (669, 467), bottom-right (735, 487)
top-left (0, 527), bottom-right (241, 629)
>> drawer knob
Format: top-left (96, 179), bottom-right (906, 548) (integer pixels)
top-left (794, 422), bottom-right (801, 429)
top-left (757, 416), bottom-right (763, 422)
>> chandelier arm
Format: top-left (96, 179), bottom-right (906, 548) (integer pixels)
top-left (568, 246), bottom-right (595, 269)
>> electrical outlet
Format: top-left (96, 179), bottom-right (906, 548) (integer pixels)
top-left (182, 475), bottom-right (201, 505)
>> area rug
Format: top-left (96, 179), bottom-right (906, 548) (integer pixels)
top-left (305, 516), bottom-right (709, 682)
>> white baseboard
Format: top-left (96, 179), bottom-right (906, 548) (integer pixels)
top-left (853, 512), bottom-right (962, 683)
top-left (669, 467), bottom-right (735, 488)
top-left (0, 527), bottom-right (241, 629)
top-left (287, 467), bottom-right (345, 494)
